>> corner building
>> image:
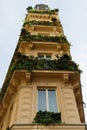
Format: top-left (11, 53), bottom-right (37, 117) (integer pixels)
top-left (0, 4), bottom-right (86, 130)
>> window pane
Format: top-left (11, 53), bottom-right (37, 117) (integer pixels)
top-left (46, 55), bottom-right (51, 60)
top-left (48, 90), bottom-right (58, 112)
top-left (38, 54), bottom-right (44, 59)
top-left (38, 90), bottom-right (46, 111)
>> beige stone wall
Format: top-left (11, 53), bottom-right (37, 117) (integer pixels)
top-left (10, 124), bottom-right (86, 130)
top-left (0, 74), bottom-right (82, 130)
top-left (10, 94), bottom-right (19, 126)
top-left (9, 76), bottom-right (81, 124)
top-left (0, 93), bottom-right (17, 129)
top-left (62, 85), bottom-right (80, 123)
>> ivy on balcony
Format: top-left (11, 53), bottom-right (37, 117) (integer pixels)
top-left (33, 111), bottom-right (61, 125)
top-left (23, 20), bottom-right (61, 27)
top-left (11, 53), bottom-right (81, 73)
top-left (0, 53), bottom-right (81, 103)
top-left (26, 6), bottom-right (58, 14)
top-left (20, 29), bottom-right (69, 44)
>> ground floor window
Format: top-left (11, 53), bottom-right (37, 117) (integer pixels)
top-left (38, 89), bottom-right (58, 112)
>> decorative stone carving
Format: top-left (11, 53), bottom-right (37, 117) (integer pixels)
top-left (29, 43), bottom-right (33, 50)
top-left (11, 78), bottom-right (20, 88)
top-left (57, 44), bottom-right (61, 51)
top-left (26, 73), bottom-right (31, 84)
top-left (63, 74), bottom-right (69, 84)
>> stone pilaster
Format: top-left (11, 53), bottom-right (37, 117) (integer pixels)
top-left (62, 74), bottom-right (81, 123)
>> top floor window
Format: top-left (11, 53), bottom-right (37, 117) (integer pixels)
top-left (38, 53), bottom-right (51, 60)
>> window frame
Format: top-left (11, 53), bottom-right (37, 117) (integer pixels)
top-left (38, 53), bottom-right (52, 60)
top-left (37, 88), bottom-right (58, 112)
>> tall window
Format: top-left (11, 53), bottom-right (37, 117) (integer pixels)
top-left (38, 89), bottom-right (58, 112)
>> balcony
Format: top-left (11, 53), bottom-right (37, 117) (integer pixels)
top-left (25, 26), bottom-right (59, 35)
top-left (11, 53), bottom-right (81, 73)
top-left (23, 20), bottom-right (61, 27)
top-left (23, 20), bottom-right (63, 34)
top-left (20, 29), bottom-right (69, 44)
top-left (0, 53), bottom-right (81, 102)
top-left (9, 123), bottom-right (85, 130)
top-left (27, 6), bottom-right (58, 15)
top-left (0, 53), bottom-right (83, 123)
top-left (27, 13), bottom-right (58, 22)
top-left (18, 41), bottom-right (70, 55)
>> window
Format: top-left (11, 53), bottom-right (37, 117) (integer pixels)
top-left (38, 53), bottom-right (51, 60)
top-left (38, 89), bottom-right (58, 112)
top-left (36, 6), bottom-right (39, 10)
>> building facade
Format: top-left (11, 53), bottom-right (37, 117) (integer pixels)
top-left (0, 4), bottom-right (86, 130)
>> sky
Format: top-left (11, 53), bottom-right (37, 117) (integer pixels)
top-left (0, 0), bottom-right (87, 122)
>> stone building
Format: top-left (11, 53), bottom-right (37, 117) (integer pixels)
top-left (0, 4), bottom-right (86, 130)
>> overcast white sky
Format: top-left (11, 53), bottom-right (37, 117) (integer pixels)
top-left (0, 0), bottom-right (87, 122)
